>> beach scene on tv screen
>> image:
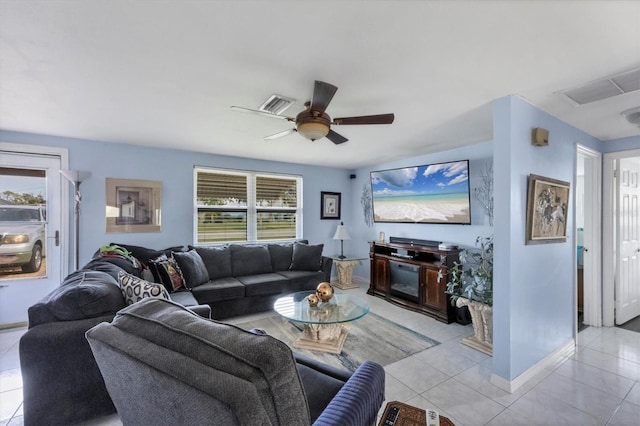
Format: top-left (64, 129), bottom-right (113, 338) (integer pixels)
top-left (371, 160), bottom-right (471, 224)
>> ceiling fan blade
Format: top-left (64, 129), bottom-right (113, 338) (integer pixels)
top-left (230, 106), bottom-right (293, 121)
top-left (264, 128), bottom-right (296, 140)
top-left (326, 129), bottom-right (348, 145)
top-left (310, 81), bottom-right (338, 114)
top-left (333, 113), bottom-right (395, 125)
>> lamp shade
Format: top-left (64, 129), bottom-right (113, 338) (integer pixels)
top-left (59, 170), bottom-right (90, 184)
top-left (333, 222), bottom-right (351, 240)
top-left (297, 121), bottom-right (329, 141)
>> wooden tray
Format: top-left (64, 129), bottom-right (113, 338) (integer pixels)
top-left (378, 401), bottom-right (455, 426)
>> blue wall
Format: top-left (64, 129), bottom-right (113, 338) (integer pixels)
top-left (600, 135), bottom-right (640, 153)
top-left (2, 96), bottom-right (631, 385)
top-left (347, 141), bottom-right (494, 277)
top-left (492, 96), bottom-right (601, 381)
top-left (0, 130), bottom-right (353, 269)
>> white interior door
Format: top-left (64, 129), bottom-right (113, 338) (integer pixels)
top-left (615, 156), bottom-right (640, 325)
top-left (0, 151), bottom-right (63, 326)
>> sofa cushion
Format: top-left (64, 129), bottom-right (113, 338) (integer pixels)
top-left (193, 246), bottom-right (232, 280)
top-left (148, 254), bottom-right (186, 292)
top-left (89, 253), bottom-right (143, 277)
top-left (237, 273), bottom-right (288, 297)
top-left (276, 270), bottom-right (326, 292)
top-left (230, 245), bottom-right (272, 276)
top-left (168, 288), bottom-right (199, 307)
top-left (30, 270), bottom-right (125, 324)
top-left (190, 278), bottom-right (245, 303)
top-left (110, 243), bottom-right (183, 267)
top-left (268, 243), bottom-right (293, 271)
top-left (173, 250), bottom-right (209, 288)
top-left (296, 362), bottom-right (347, 422)
top-left (118, 271), bottom-right (170, 306)
top-left (79, 259), bottom-right (126, 281)
top-left (290, 243), bottom-right (324, 271)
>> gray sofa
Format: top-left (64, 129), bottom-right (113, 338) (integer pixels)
top-left (184, 242), bottom-right (332, 318)
top-left (19, 262), bottom-right (211, 426)
top-left (87, 299), bottom-right (386, 425)
top-left (19, 241), bottom-right (332, 426)
top-left (111, 241), bottom-right (333, 319)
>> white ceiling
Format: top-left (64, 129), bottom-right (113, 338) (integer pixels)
top-left (1, 0), bottom-right (639, 169)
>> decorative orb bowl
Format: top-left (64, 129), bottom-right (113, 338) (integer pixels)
top-left (316, 282), bottom-right (334, 302)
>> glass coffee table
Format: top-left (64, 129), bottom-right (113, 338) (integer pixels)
top-left (274, 290), bottom-right (370, 354)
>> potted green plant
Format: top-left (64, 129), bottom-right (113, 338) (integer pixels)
top-left (445, 235), bottom-right (493, 355)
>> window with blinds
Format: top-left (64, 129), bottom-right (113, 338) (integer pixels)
top-left (194, 168), bottom-right (302, 244)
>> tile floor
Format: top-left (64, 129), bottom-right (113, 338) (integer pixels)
top-left (1, 281), bottom-right (639, 425)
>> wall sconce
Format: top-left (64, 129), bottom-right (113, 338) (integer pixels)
top-left (531, 127), bottom-right (549, 146)
top-left (333, 222), bottom-right (351, 259)
top-left (60, 170), bottom-right (90, 271)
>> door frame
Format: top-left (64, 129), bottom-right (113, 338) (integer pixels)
top-left (0, 142), bottom-right (70, 280)
top-left (603, 148), bottom-right (640, 326)
top-left (576, 145), bottom-right (602, 330)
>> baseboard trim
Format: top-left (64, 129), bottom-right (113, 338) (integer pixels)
top-left (490, 338), bottom-right (575, 393)
top-left (0, 321), bottom-right (28, 330)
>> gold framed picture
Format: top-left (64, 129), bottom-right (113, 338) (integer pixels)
top-left (105, 178), bottom-right (162, 233)
top-left (525, 174), bottom-right (570, 244)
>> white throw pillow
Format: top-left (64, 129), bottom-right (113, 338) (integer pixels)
top-left (118, 271), bottom-right (170, 306)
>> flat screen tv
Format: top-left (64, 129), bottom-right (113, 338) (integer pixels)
top-left (370, 160), bottom-right (471, 224)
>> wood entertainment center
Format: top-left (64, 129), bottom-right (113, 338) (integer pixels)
top-left (368, 240), bottom-right (460, 323)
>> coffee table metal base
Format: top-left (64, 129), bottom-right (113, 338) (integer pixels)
top-left (293, 323), bottom-right (350, 354)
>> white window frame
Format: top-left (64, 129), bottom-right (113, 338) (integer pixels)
top-left (193, 166), bottom-right (303, 245)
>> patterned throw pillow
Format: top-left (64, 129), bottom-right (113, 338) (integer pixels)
top-left (118, 271), bottom-right (170, 306)
top-left (148, 254), bottom-right (186, 292)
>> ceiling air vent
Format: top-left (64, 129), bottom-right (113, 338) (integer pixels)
top-left (258, 94), bottom-right (295, 115)
top-left (559, 68), bottom-right (640, 105)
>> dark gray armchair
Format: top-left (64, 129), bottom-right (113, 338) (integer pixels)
top-left (86, 298), bottom-right (385, 425)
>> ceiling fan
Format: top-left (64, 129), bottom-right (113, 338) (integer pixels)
top-left (231, 80), bottom-right (394, 144)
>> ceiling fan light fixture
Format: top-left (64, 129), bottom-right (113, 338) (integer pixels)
top-left (621, 106), bottom-right (640, 126)
top-left (297, 121), bottom-right (329, 141)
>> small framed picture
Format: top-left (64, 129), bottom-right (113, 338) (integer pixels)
top-left (525, 174), bottom-right (570, 244)
top-left (321, 191), bottom-right (341, 220)
top-left (106, 178), bottom-right (162, 233)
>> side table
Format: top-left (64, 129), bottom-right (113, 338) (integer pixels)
top-left (330, 255), bottom-right (366, 290)
top-left (378, 401), bottom-right (455, 426)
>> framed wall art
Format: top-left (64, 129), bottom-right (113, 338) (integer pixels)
top-left (321, 191), bottom-right (341, 220)
top-left (106, 178), bottom-right (162, 233)
top-left (525, 174), bottom-right (570, 244)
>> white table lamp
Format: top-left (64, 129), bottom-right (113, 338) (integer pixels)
top-left (333, 222), bottom-right (351, 259)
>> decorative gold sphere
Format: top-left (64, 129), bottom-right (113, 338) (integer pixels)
top-left (307, 294), bottom-right (319, 307)
top-left (316, 282), bottom-right (334, 302)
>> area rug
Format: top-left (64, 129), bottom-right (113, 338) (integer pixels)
top-left (235, 312), bottom-right (440, 372)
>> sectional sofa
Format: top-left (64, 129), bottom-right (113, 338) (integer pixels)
top-left (19, 240), bottom-right (333, 426)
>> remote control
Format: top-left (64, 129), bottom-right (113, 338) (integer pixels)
top-left (383, 406), bottom-right (400, 426)
top-left (426, 409), bottom-right (440, 426)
